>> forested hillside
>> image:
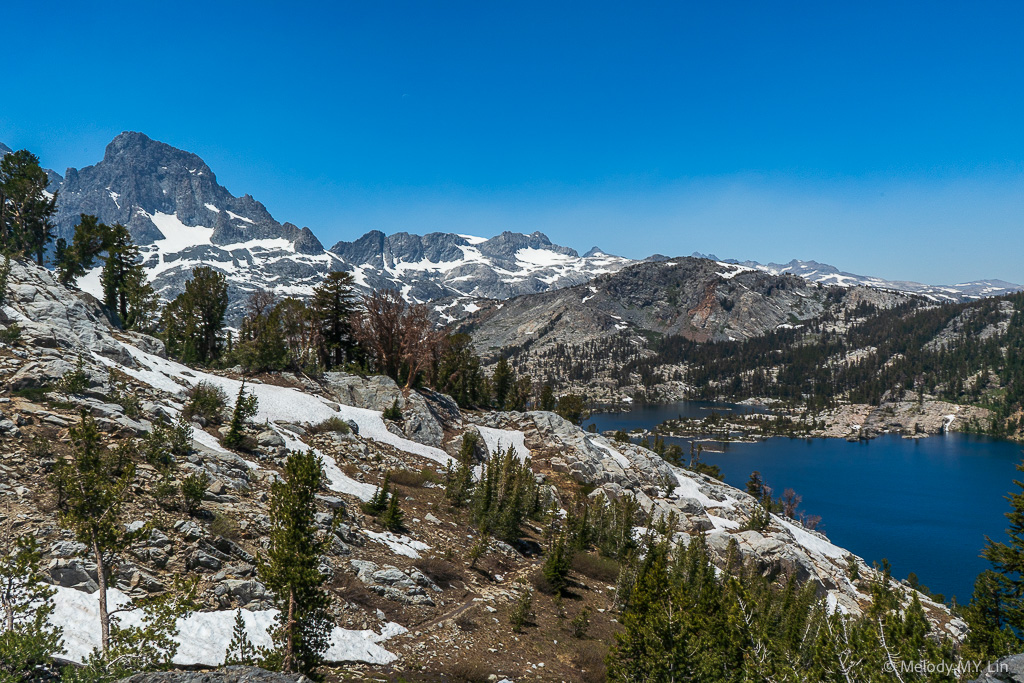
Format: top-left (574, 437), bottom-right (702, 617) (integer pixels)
top-left (490, 281), bottom-right (1024, 439)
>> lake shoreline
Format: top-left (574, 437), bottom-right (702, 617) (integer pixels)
top-left (589, 399), bottom-right (1024, 603)
top-left (592, 395), bottom-right (1006, 444)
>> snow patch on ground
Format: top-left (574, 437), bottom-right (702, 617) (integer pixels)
top-left (668, 466), bottom-right (731, 509)
top-left (778, 518), bottom-right (846, 559)
top-left (707, 514), bottom-right (741, 532)
top-left (105, 344), bottom-right (452, 467)
top-left (364, 530), bottom-right (431, 559)
top-left (589, 438), bottom-right (631, 469)
top-left (50, 585), bottom-right (401, 666)
top-left (273, 425), bottom-right (378, 501)
top-left (476, 426), bottom-right (530, 461)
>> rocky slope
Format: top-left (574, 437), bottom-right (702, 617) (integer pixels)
top-left (458, 256), bottom-right (910, 401)
top-left (0, 258), bottom-right (961, 678)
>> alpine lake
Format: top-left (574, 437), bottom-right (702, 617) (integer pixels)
top-left (590, 400), bottom-right (1024, 605)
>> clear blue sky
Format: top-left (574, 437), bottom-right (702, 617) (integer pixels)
top-left (3, 1), bottom-right (1023, 284)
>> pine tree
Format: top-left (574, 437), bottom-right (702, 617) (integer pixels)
top-left (234, 292), bottom-right (289, 372)
top-left (380, 489), bottom-right (405, 532)
top-left (222, 382), bottom-right (259, 450)
top-left (362, 473), bottom-right (391, 516)
top-left (258, 450), bottom-right (333, 676)
top-left (55, 214), bottom-right (110, 286)
top-left (444, 433), bottom-right (477, 507)
top-left (555, 394), bottom-right (587, 425)
top-left (99, 224), bottom-right (156, 329)
top-left (539, 383), bottom-right (556, 411)
top-left (434, 334), bottom-right (488, 408)
top-left (542, 537), bottom-right (572, 596)
top-left (0, 534), bottom-right (63, 683)
top-left (50, 412), bottom-right (137, 654)
top-left (0, 149), bottom-right (56, 264)
top-left (224, 609), bottom-right (265, 666)
top-left (309, 271), bottom-right (358, 369)
top-left (964, 570), bottom-right (1019, 659)
top-left (161, 266), bottom-right (229, 365)
top-left (0, 255), bottom-right (10, 307)
top-left (492, 357), bottom-right (513, 409)
top-left (968, 462), bottom-right (1024, 657)
top-left (100, 223), bottom-right (136, 320)
top-left (981, 461), bottom-right (1024, 633)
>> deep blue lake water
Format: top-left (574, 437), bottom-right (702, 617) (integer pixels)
top-left (591, 401), bottom-right (1024, 604)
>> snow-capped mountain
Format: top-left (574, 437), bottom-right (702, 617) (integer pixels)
top-left (328, 230), bottom-right (630, 309)
top-left (5, 132), bottom-right (630, 321)
top-left (692, 254), bottom-right (1024, 302)
top-left (4, 132), bottom-right (1016, 322)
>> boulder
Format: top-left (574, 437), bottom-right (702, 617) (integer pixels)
top-left (118, 666), bottom-right (306, 683)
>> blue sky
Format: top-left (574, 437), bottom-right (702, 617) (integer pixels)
top-left (2, 1), bottom-right (1023, 283)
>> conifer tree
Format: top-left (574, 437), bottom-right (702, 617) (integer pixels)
top-left (222, 382), bottom-right (259, 450)
top-left (161, 266), bottom-right (229, 365)
top-left (258, 450), bottom-right (333, 676)
top-left (363, 473), bottom-right (391, 516)
top-left (99, 223), bottom-right (156, 330)
top-left (0, 534), bottom-right (63, 683)
top-left (538, 383), bottom-right (556, 411)
top-left (492, 357), bottom-right (513, 409)
top-left (234, 291), bottom-right (289, 372)
top-left (542, 537), bottom-right (572, 596)
top-left (380, 490), bottom-right (405, 532)
top-left (54, 214), bottom-right (111, 286)
top-left (969, 461), bottom-right (1024, 655)
top-left (50, 412), bottom-right (137, 654)
top-left (434, 334), bottom-right (489, 408)
top-left (224, 609), bottom-right (265, 666)
top-left (309, 271), bottom-right (358, 369)
top-left (0, 149), bottom-right (56, 264)
top-left (444, 433), bottom-right (477, 507)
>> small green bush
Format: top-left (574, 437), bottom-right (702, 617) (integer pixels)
top-left (306, 416), bottom-right (351, 435)
top-left (0, 322), bottom-right (21, 344)
top-left (415, 558), bottom-right (462, 585)
top-left (209, 511), bottom-right (240, 540)
top-left (509, 589), bottom-right (533, 633)
top-left (382, 398), bottom-right (403, 421)
top-left (441, 658), bottom-right (492, 683)
top-left (56, 357), bottom-right (89, 394)
top-left (181, 471), bottom-right (210, 515)
top-left (570, 606), bottom-right (592, 639)
top-left (388, 467), bottom-right (437, 488)
top-left (183, 381), bottom-right (228, 425)
top-left (571, 553), bottom-right (620, 583)
top-left (743, 505), bottom-right (771, 532)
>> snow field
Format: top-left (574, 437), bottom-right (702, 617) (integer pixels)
top-left (476, 425), bottom-right (531, 462)
top-left (50, 585), bottom-right (402, 666)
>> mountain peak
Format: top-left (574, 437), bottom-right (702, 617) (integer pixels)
top-left (0, 141), bottom-right (12, 155)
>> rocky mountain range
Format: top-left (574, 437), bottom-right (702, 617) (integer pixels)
top-left (3, 132), bottom-right (1018, 327)
top-left (692, 253), bottom-right (1024, 302)
top-left (7, 132), bottom-right (628, 321)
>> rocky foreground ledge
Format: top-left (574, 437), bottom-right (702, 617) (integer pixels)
top-left (119, 668), bottom-right (307, 683)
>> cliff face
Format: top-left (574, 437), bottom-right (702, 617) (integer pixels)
top-left (0, 259), bottom-right (961, 675)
